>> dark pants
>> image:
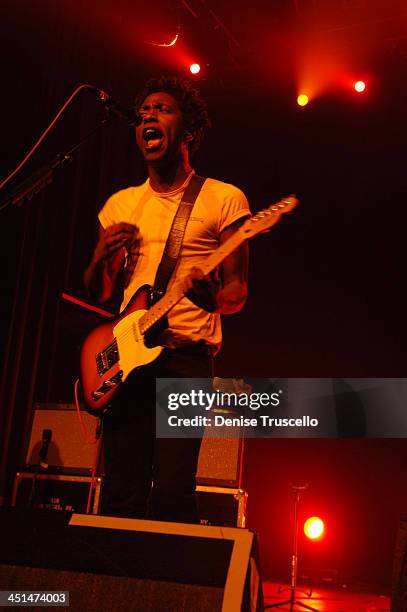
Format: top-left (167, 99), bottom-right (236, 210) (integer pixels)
top-left (101, 344), bottom-right (213, 522)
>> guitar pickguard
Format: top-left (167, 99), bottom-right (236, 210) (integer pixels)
top-left (113, 308), bottom-right (162, 382)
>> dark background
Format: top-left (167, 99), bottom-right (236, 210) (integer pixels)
top-left (0, 0), bottom-right (406, 590)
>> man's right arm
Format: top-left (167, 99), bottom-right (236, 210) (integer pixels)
top-left (83, 222), bottom-right (139, 303)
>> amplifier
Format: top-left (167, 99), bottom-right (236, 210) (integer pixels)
top-left (196, 409), bottom-right (244, 487)
top-left (25, 403), bottom-right (101, 475)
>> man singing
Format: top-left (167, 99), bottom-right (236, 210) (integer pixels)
top-left (84, 76), bottom-right (250, 522)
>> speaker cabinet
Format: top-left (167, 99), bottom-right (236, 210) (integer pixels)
top-left (0, 508), bottom-right (263, 611)
top-left (25, 404), bottom-right (101, 475)
top-left (196, 415), bottom-right (244, 487)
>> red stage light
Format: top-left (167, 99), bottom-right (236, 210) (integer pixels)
top-left (354, 80), bottom-right (366, 93)
top-left (304, 516), bottom-right (325, 540)
top-left (190, 63), bottom-right (201, 75)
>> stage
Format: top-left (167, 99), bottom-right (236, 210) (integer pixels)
top-left (263, 582), bottom-right (390, 612)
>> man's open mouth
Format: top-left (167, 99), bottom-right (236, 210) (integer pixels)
top-left (143, 127), bottom-right (164, 150)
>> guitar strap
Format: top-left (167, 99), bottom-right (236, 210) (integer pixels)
top-left (152, 174), bottom-right (206, 303)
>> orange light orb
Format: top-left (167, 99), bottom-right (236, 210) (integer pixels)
top-left (297, 94), bottom-right (309, 107)
top-left (304, 517), bottom-right (325, 540)
top-left (190, 63), bottom-right (201, 75)
top-left (354, 80), bottom-right (366, 93)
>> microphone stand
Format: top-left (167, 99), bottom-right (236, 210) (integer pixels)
top-left (27, 429), bottom-right (52, 508)
top-left (266, 484), bottom-right (318, 611)
top-left (0, 117), bottom-right (111, 212)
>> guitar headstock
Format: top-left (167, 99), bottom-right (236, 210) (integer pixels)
top-left (240, 195), bottom-right (299, 237)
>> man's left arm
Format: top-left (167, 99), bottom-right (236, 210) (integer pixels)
top-left (215, 220), bottom-right (249, 314)
top-left (184, 218), bottom-right (249, 314)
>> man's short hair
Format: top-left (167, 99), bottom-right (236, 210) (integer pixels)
top-left (135, 76), bottom-right (211, 155)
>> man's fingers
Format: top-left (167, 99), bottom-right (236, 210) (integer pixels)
top-left (183, 277), bottom-right (194, 293)
top-left (106, 232), bottom-right (137, 246)
top-left (190, 266), bottom-right (204, 280)
top-left (109, 222), bottom-right (139, 234)
top-left (105, 224), bottom-right (139, 242)
top-left (105, 227), bottom-right (140, 252)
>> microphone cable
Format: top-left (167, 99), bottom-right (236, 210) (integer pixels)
top-left (0, 83), bottom-right (98, 193)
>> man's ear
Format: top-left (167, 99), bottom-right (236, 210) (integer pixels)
top-left (184, 131), bottom-right (194, 143)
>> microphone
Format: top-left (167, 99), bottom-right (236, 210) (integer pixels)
top-left (39, 428), bottom-right (52, 468)
top-left (89, 86), bottom-right (142, 126)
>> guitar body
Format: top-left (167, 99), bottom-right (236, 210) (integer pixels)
top-left (80, 285), bottom-right (162, 412)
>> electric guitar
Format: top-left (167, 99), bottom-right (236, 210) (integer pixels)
top-left (80, 195), bottom-right (298, 411)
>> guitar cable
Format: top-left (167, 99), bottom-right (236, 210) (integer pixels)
top-left (74, 378), bottom-right (103, 514)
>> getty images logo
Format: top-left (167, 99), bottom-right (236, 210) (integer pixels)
top-left (167, 378), bottom-right (283, 412)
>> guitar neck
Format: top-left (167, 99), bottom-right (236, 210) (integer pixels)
top-left (138, 209), bottom-right (284, 336)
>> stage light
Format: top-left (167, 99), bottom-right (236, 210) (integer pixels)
top-left (147, 33), bottom-right (179, 47)
top-left (354, 80), bottom-right (366, 93)
top-left (304, 516), bottom-right (325, 541)
top-left (297, 94), bottom-right (309, 107)
top-left (190, 63), bottom-right (201, 75)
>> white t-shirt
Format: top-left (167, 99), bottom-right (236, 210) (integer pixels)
top-left (98, 173), bottom-right (250, 352)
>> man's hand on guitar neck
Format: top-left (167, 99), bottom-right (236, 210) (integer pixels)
top-left (183, 266), bottom-right (247, 315)
top-left (183, 219), bottom-right (249, 314)
top-left (183, 266), bottom-right (221, 313)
